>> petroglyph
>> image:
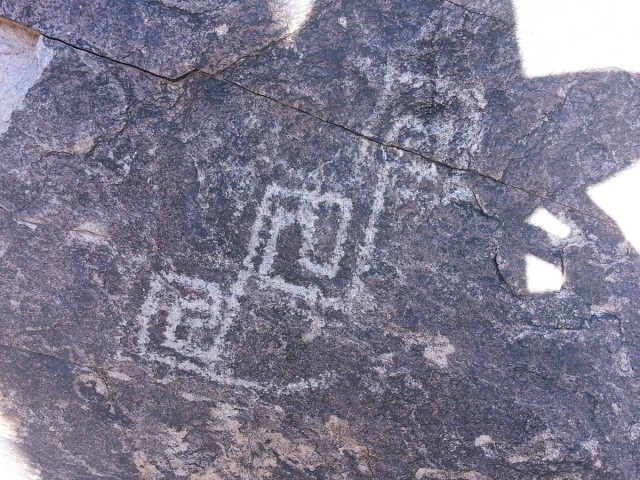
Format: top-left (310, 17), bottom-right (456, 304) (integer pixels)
top-left (137, 271), bottom-right (224, 365)
top-left (135, 269), bottom-right (332, 392)
top-left (249, 184), bottom-right (353, 300)
top-left (136, 164), bottom-right (392, 391)
top-left (3, 0), bottom-right (640, 476)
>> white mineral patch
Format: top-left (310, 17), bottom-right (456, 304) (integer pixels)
top-left (214, 24), bottom-right (228, 37)
top-left (474, 435), bottom-right (494, 448)
top-left (75, 373), bottom-right (109, 396)
top-left (70, 222), bottom-right (111, 244)
top-left (384, 324), bottom-right (456, 368)
top-left (508, 432), bottom-right (563, 464)
top-left (0, 22), bottom-right (54, 136)
top-left (422, 334), bottom-right (456, 368)
top-left (302, 314), bottom-right (325, 342)
top-left (580, 439), bottom-right (601, 467)
top-left (107, 371), bottom-right (132, 381)
top-left (132, 451), bottom-right (161, 480)
top-left (415, 468), bottom-right (492, 479)
top-left (615, 347), bottom-right (635, 377)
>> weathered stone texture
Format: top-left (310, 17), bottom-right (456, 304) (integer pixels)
top-left (0, 2), bottom-right (638, 478)
top-left (0, 0), bottom-right (330, 78)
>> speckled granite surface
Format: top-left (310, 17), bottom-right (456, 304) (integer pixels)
top-left (0, 1), bottom-right (639, 478)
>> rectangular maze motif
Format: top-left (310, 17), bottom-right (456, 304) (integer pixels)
top-left (136, 164), bottom-right (391, 388)
top-left (243, 184), bottom-right (354, 304)
top-left (137, 271), bottom-right (223, 366)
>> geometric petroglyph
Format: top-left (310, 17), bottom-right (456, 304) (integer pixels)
top-left (262, 186), bottom-right (352, 279)
top-left (136, 271), bottom-right (264, 390)
top-left (136, 165), bottom-right (392, 391)
top-left (239, 184), bottom-right (353, 305)
top-left (228, 164), bottom-right (391, 313)
top-left (137, 271), bottom-right (223, 366)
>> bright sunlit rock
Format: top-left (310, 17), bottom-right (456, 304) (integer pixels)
top-left (526, 254), bottom-right (564, 293)
top-left (588, 160), bottom-right (640, 253)
top-left (0, 414), bottom-right (40, 480)
top-left (0, 23), bottom-right (53, 136)
top-left (526, 208), bottom-right (571, 239)
top-left (275, 0), bottom-right (315, 35)
top-left (513, 0), bottom-right (640, 77)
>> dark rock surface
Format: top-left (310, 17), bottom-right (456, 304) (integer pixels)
top-left (0, 1), bottom-right (638, 478)
top-left (0, 0), bottom-right (332, 78)
top-left (219, 0), bottom-right (640, 219)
